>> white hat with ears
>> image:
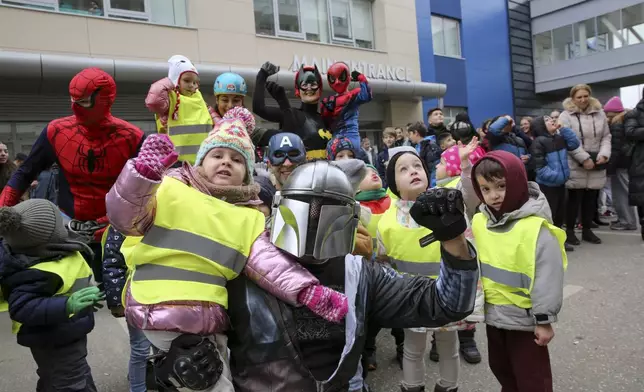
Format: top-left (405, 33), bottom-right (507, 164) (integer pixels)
top-left (168, 55), bottom-right (198, 87)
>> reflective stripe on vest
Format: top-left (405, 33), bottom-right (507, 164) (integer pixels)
top-left (377, 203), bottom-right (441, 278)
top-left (165, 90), bottom-right (213, 165)
top-left (128, 177), bottom-right (266, 308)
top-left (11, 252), bottom-right (92, 333)
top-left (472, 214), bottom-right (568, 309)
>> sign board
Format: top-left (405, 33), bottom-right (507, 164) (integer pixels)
top-left (290, 55), bottom-right (413, 82)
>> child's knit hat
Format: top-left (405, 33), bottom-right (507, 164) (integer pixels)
top-left (441, 145), bottom-right (462, 177)
top-left (0, 199), bottom-right (88, 258)
top-left (223, 107), bottom-right (256, 137)
top-left (194, 117), bottom-right (255, 184)
top-left (167, 55), bottom-right (198, 87)
top-left (603, 96), bottom-right (624, 113)
top-left (326, 137), bottom-right (355, 160)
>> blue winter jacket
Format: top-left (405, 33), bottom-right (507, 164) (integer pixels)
top-left (487, 117), bottom-right (530, 158)
top-left (101, 226), bottom-right (128, 309)
top-left (530, 127), bottom-right (581, 187)
top-left (0, 242), bottom-right (95, 348)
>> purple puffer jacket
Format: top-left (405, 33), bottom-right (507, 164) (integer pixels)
top-left (106, 160), bottom-right (319, 335)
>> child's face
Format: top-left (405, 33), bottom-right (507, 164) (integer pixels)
top-left (383, 135), bottom-right (395, 148)
top-left (476, 175), bottom-right (507, 212)
top-left (179, 72), bottom-right (199, 96)
top-left (217, 94), bottom-right (244, 115)
top-left (440, 135), bottom-right (456, 150)
top-left (0, 143), bottom-right (8, 164)
top-left (394, 153), bottom-right (428, 201)
top-left (201, 147), bottom-right (247, 186)
top-left (544, 116), bottom-right (558, 134)
top-left (428, 110), bottom-right (444, 126)
top-left (435, 157), bottom-right (448, 180)
top-left (395, 128), bottom-right (403, 140)
top-left (335, 150), bottom-right (355, 160)
top-left (359, 167), bottom-right (383, 191)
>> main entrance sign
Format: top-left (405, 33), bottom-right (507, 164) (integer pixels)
top-left (290, 55), bottom-right (413, 82)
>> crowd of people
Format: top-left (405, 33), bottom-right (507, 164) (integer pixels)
top-left (0, 53), bottom-right (639, 392)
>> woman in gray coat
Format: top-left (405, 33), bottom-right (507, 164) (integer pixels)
top-left (559, 84), bottom-right (612, 246)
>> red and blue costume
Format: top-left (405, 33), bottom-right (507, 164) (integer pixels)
top-left (0, 68), bottom-right (144, 243)
top-left (321, 62), bottom-right (372, 150)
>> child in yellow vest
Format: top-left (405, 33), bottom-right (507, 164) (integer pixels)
top-left (377, 149), bottom-right (483, 392)
top-left (106, 108), bottom-right (348, 391)
top-left (146, 55), bottom-right (213, 164)
top-left (471, 151), bottom-right (567, 392)
top-left (0, 199), bottom-right (103, 391)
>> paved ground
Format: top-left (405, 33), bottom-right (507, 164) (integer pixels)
top-left (1, 228), bottom-right (642, 392)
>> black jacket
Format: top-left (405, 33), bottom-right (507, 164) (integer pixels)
top-left (0, 242), bottom-right (94, 348)
top-left (226, 247), bottom-right (478, 392)
top-left (376, 148), bottom-right (389, 188)
top-left (624, 102), bottom-right (644, 205)
top-left (607, 111), bottom-right (632, 175)
top-left (418, 138), bottom-right (443, 177)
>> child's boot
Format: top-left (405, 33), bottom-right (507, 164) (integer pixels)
top-left (401, 385), bottom-right (425, 392)
top-left (458, 329), bottom-right (481, 364)
top-left (434, 384), bottom-right (458, 392)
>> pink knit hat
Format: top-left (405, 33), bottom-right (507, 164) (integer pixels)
top-left (441, 146), bottom-right (462, 177)
top-left (604, 96), bottom-right (624, 113)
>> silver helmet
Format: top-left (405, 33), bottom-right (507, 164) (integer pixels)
top-left (270, 160), bottom-right (360, 261)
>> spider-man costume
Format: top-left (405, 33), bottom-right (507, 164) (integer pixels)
top-left (252, 62), bottom-right (332, 159)
top-left (0, 68), bottom-right (144, 242)
top-left (321, 62), bottom-right (372, 150)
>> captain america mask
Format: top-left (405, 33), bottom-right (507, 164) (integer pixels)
top-left (267, 133), bottom-right (307, 166)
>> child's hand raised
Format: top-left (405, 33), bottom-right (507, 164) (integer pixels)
top-left (134, 134), bottom-right (179, 181)
top-left (457, 136), bottom-right (479, 163)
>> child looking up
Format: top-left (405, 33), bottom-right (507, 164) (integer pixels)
top-left (471, 151), bottom-right (567, 392)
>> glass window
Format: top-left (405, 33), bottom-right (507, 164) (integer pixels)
top-left (252, 0), bottom-right (373, 49)
top-left (573, 17), bottom-right (599, 57)
top-left (277, 0), bottom-right (301, 34)
top-left (330, 0), bottom-right (352, 41)
top-left (552, 25), bottom-right (574, 62)
top-left (109, 0), bottom-right (144, 12)
top-left (533, 31), bottom-right (552, 66)
top-left (352, 0), bottom-right (373, 49)
top-left (254, 0), bottom-right (276, 35)
top-left (301, 0), bottom-right (329, 42)
top-left (597, 10), bottom-right (625, 50)
top-left (431, 15), bottom-right (461, 58)
top-left (3, 0), bottom-right (56, 11)
top-left (443, 107), bottom-right (467, 127)
top-left (150, 0), bottom-right (186, 26)
top-left (622, 3), bottom-right (644, 46)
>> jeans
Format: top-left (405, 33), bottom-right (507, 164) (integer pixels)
top-left (402, 329), bottom-right (459, 389)
top-left (30, 337), bottom-right (97, 392)
top-left (128, 323), bottom-right (151, 392)
top-left (566, 189), bottom-right (598, 230)
top-left (598, 178), bottom-right (614, 213)
top-left (611, 170), bottom-right (639, 228)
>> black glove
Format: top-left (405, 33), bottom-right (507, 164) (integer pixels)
top-left (266, 81), bottom-right (287, 101)
top-left (410, 188), bottom-right (466, 246)
top-left (260, 61), bottom-right (280, 77)
top-left (351, 70), bottom-right (362, 81)
top-left (155, 334), bottom-right (223, 391)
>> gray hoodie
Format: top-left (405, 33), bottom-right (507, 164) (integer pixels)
top-left (479, 182), bottom-right (565, 331)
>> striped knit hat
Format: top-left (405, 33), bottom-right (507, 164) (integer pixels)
top-left (194, 117), bottom-right (255, 184)
top-left (0, 199), bottom-right (67, 253)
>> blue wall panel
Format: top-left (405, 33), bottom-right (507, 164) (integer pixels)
top-left (415, 0), bottom-right (438, 119)
top-left (434, 56), bottom-right (468, 107)
top-left (460, 0), bottom-right (514, 125)
top-left (430, 0), bottom-right (461, 19)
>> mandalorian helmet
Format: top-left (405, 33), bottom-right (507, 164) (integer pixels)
top-left (270, 160), bottom-right (360, 262)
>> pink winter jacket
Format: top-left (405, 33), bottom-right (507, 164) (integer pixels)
top-left (105, 160), bottom-right (319, 335)
top-left (145, 78), bottom-right (219, 128)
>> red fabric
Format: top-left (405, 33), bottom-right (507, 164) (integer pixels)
top-left (360, 196), bottom-right (391, 214)
top-left (0, 186), bottom-right (20, 207)
top-left (327, 62), bottom-right (350, 94)
top-left (69, 68), bottom-right (116, 126)
top-left (472, 150), bottom-right (529, 216)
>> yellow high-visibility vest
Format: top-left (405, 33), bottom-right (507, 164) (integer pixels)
top-left (377, 203), bottom-right (442, 278)
top-left (127, 177), bottom-right (265, 309)
top-left (440, 177), bottom-right (461, 189)
top-left (160, 90), bottom-right (213, 165)
top-left (7, 252), bottom-right (92, 334)
top-left (386, 188), bottom-right (399, 201)
top-left (472, 214), bottom-right (567, 309)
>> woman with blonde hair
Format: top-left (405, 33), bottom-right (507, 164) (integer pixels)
top-left (558, 83), bottom-right (611, 246)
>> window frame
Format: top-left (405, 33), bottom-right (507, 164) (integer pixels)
top-left (274, 0), bottom-right (306, 39)
top-left (431, 15), bottom-right (462, 59)
top-left (104, 0), bottom-right (151, 21)
top-left (328, 0), bottom-right (354, 43)
top-left (1, 0), bottom-right (164, 23)
top-left (3, 0), bottom-right (56, 9)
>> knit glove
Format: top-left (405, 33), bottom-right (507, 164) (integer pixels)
top-left (134, 134), bottom-right (179, 181)
top-left (65, 286), bottom-right (105, 315)
top-left (297, 285), bottom-right (348, 323)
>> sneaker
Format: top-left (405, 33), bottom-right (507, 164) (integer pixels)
top-left (429, 342), bottom-right (439, 362)
top-left (610, 222), bottom-right (637, 231)
top-left (434, 384), bottom-right (458, 392)
top-left (582, 229), bottom-right (602, 244)
top-left (566, 231), bottom-right (580, 246)
top-left (460, 344), bottom-right (482, 364)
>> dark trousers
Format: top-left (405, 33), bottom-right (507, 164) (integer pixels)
top-left (82, 242), bottom-right (103, 290)
top-left (539, 185), bottom-right (566, 227)
top-left (486, 325), bottom-right (552, 392)
top-left (30, 337), bottom-right (97, 392)
top-left (566, 189), bottom-right (598, 230)
top-left (363, 327), bottom-right (405, 356)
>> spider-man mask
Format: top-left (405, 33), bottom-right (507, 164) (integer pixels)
top-left (69, 68), bottom-right (116, 126)
top-left (327, 62), bottom-right (350, 94)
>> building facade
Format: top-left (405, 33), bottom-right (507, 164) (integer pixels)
top-left (0, 0), bottom-right (445, 156)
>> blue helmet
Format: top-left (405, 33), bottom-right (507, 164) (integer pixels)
top-left (214, 72), bottom-right (247, 96)
top-left (267, 132), bottom-right (307, 166)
